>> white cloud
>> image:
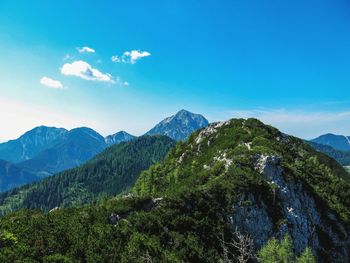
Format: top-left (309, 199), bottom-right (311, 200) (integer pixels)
top-left (40, 76), bottom-right (64, 89)
top-left (215, 108), bottom-right (350, 139)
top-left (61, 60), bottom-right (114, 83)
top-left (123, 81), bottom-right (129, 86)
top-left (77, 46), bottom-right (95, 53)
top-left (111, 50), bottom-right (151, 64)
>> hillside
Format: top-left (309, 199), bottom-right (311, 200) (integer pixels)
top-left (0, 160), bottom-right (40, 192)
top-left (17, 127), bottom-right (107, 175)
top-left (145, 109), bottom-right (209, 141)
top-left (0, 135), bottom-right (175, 213)
top-left (0, 126), bottom-right (67, 163)
top-left (0, 119), bottom-right (349, 262)
top-left (308, 141), bottom-right (350, 166)
top-left (135, 118), bottom-right (350, 261)
top-left (311, 133), bottom-right (350, 151)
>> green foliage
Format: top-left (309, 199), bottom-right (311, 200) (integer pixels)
top-left (0, 118), bottom-right (348, 261)
top-left (308, 141), bottom-right (350, 166)
top-left (0, 135), bottom-right (175, 214)
top-left (43, 254), bottom-right (73, 263)
top-left (296, 247), bottom-right (316, 263)
top-left (258, 235), bottom-right (315, 263)
top-left (258, 235), bottom-right (293, 263)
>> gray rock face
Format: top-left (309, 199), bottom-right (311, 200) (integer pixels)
top-left (230, 154), bottom-right (350, 261)
top-left (230, 193), bottom-right (273, 248)
top-left (145, 109), bottom-right (209, 141)
top-left (105, 131), bottom-right (135, 146)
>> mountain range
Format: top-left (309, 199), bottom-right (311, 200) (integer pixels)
top-left (307, 133), bottom-right (350, 166)
top-left (307, 141), bottom-right (350, 166)
top-left (0, 110), bottom-right (208, 191)
top-left (1, 118), bottom-right (349, 262)
top-left (0, 135), bottom-right (175, 213)
top-left (311, 133), bottom-right (350, 151)
top-left (0, 126), bottom-right (67, 163)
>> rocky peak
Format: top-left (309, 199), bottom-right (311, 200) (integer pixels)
top-left (145, 109), bottom-right (209, 141)
top-left (105, 131), bottom-right (136, 146)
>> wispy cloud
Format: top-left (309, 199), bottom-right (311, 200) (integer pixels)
top-left (61, 60), bottom-right (114, 83)
top-left (40, 76), bottom-right (64, 89)
top-left (77, 46), bottom-right (95, 53)
top-left (112, 50), bottom-right (151, 64)
top-left (213, 108), bottom-right (350, 139)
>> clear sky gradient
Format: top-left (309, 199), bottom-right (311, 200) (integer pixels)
top-left (1, 0), bottom-right (350, 141)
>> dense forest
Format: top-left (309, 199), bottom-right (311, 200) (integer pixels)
top-left (0, 119), bottom-right (349, 262)
top-left (0, 135), bottom-right (175, 214)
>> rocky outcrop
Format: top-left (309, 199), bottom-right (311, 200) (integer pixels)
top-left (230, 154), bottom-right (350, 261)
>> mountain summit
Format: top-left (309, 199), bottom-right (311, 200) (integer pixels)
top-left (311, 133), bottom-right (350, 151)
top-left (145, 109), bottom-right (209, 141)
top-left (18, 127), bottom-right (107, 175)
top-left (105, 131), bottom-right (135, 146)
top-left (0, 126), bottom-right (67, 163)
top-left (136, 118), bottom-right (350, 261)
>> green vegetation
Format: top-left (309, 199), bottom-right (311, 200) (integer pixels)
top-left (258, 235), bottom-right (315, 263)
top-left (0, 135), bottom-right (175, 214)
top-left (0, 118), bottom-right (348, 262)
top-left (135, 119), bottom-right (350, 224)
top-left (308, 141), bottom-right (350, 166)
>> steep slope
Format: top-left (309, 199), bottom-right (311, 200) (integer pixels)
top-left (308, 141), bottom-right (350, 166)
top-left (17, 127), bottom-right (107, 175)
top-left (0, 119), bottom-right (349, 262)
top-left (135, 118), bottom-right (350, 261)
top-left (311, 133), bottom-right (350, 151)
top-left (0, 126), bottom-right (68, 163)
top-left (0, 160), bottom-right (39, 192)
top-left (0, 135), bottom-right (175, 213)
top-left (145, 109), bottom-right (209, 141)
top-left (105, 131), bottom-right (136, 146)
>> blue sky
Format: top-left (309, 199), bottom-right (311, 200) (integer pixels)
top-left (1, 0), bottom-right (350, 141)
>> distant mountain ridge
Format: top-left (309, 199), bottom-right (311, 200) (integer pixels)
top-left (307, 141), bottom-right (350, 166)
top-left (145, 109), bottom-right (209, 141)
top-left (105, 131), bottom-right (135, 145)
top-left (0, 126), bottom-right (68, 163)
top-left (311, 133), bottom-right (350, 151)
top-left (18, 127), bottom-right (108, 175)
top-left (0, 109), bottom-right (208, 191)
top-left (0, 135), bottom-right (175, 213)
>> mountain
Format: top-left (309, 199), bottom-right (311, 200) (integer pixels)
top-left (0, 119), bottom-right (349, 262)
top-left (145, 109), bottom-right (209, 141)
top-left (105, 131), bottom-right (136, 146)
top-left (17, 127), bottom-right (107, 175)
top-left (311, 133), bottom-right (350, 151)
top-left (0, 135), bottom-right (175, 213)
top-left (0, 160), bottom-right (40, 192)
top-left (308, 141), bottom-right (350, 166)
top-left (134, 119), bottom-right (350, 261)
top-left (0, 126), bottom-right (68, 163)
